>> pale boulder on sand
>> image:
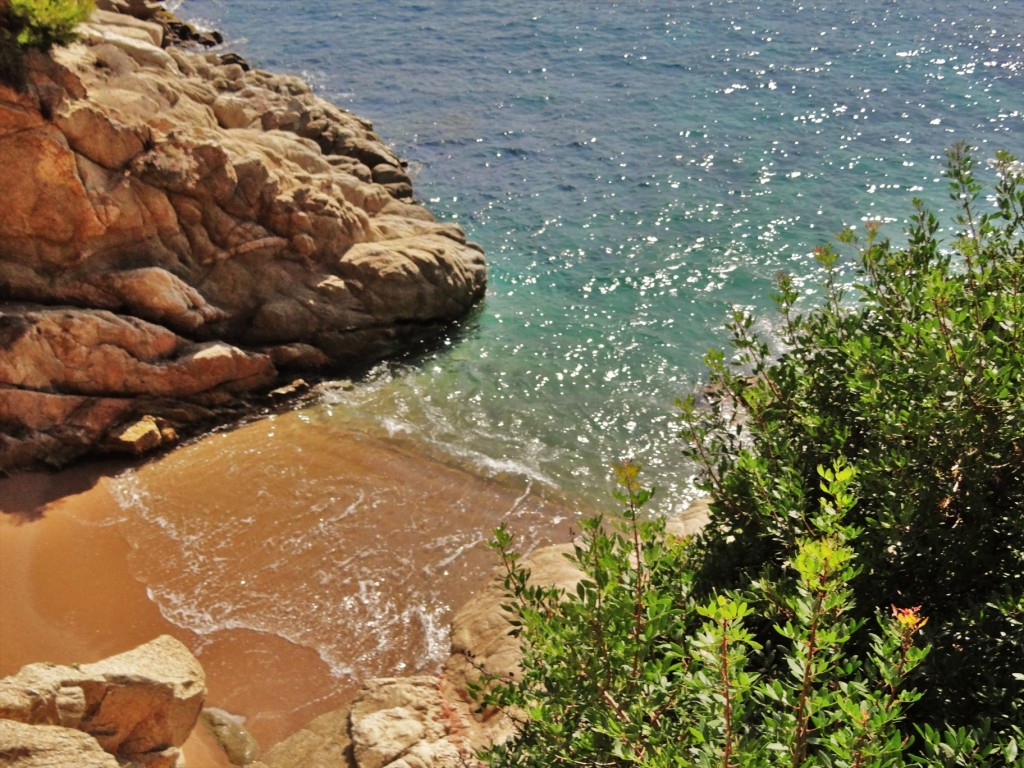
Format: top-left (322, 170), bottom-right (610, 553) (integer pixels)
top-left (0, 635), bottom-right (206, 768)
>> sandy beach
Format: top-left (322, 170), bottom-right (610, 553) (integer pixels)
top-left (0, 415), bottom-right (570, 758)
top-left (0, 463), bottom-right (354, 765)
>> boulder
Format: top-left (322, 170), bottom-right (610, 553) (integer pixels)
top-left (437, 542), bottom-right (583, 754)
top-left (201, 708), bottom-right (261, 766)
top-left (252, 708), bottom-right (351, 768)
top-left (0, 635), bottom-right (206, 768)
top-left (85, 9), bottom-right (164, 47)
top-left (349, 678), bottom-right (468, 768)
top-left (113, 414), bottom-right (167, 454)
top-left (0, 307), bottom-right (275, 397)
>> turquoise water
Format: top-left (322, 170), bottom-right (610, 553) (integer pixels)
top-left (179, 0), bottom-right (1022, 513)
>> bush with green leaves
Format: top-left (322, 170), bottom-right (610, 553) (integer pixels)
top-left (5, 0), bottom-right (94, 50)
top-left (480, 461), bottom-right (1017, 766)
top-left (680, 144), bottom-right (1023, 735)
top-left (475, 146), bottom-right (1023, 767)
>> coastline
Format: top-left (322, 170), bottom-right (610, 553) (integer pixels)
top-left (1, 4), bottom-right (521, 760)
top-left (6, 1), bottom-right (1022, 765)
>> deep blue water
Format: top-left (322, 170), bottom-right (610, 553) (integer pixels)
top-left (178, 0), bottom-right (1023, 512)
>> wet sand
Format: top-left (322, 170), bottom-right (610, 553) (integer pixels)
top-left (0, 465), bottom-right (353, 763)
top-left (0, 414), bottom-right (572, 759)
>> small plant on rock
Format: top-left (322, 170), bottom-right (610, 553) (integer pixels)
top-left (7, 0), bottom-right (94, 50)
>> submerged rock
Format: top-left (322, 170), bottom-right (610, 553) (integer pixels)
top-left (0, 5), bottom-right (486, 471)
top-left (201, 708), bottom-right (262, 766)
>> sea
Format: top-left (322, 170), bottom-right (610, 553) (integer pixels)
top-left (105, 0), bottom-right (1023, 686)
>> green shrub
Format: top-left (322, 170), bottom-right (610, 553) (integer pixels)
top-left (479, 462), bottom-right (1017, 766)
top-left (476, 147), bottom-right (1023, 766)
top-left (680, 144), bottom-right (1023, 735)
top-left (7, 0), bottom-right (94, 50)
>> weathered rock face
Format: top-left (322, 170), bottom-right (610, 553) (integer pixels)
top-left (0, 7), bottom-right (486, 470)
top-left (0, 720), bottom-right (121, 768)
top-left (350, 677), bottom-right (471, 768)
top-left (0, 635), bottom-right (207, 768)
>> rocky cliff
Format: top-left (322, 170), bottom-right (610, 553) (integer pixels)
top-left (0, 4), bottom-right (487, 471)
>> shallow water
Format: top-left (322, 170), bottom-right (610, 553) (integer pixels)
top-left (108, 411), bottom-right (570, 679)
top-left (180, 0), bottom-right (1023, 509)
top-left (0, 419), bottom-right (571, 746)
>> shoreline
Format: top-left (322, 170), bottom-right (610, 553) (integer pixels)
top-left (0, 457), bottom-right (355, 752)
top-left (3, 4), bottom-right (581, 763)
top-left (0, 4), bottom-right (520, 759)
top-left (0, 0), bottom-right (487, 473)
top-left (0, 412), bottom-right (574, 756)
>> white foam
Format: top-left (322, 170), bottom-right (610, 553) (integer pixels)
top-left (107, 472), bottom-right (152, 514)
top-left (147, 583), bottom-right (358, 679)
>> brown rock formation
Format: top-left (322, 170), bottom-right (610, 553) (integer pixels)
top-left (0, 635), bottom-right (207, 768)
top-left (0, 7), bottom-right (486, 470)
top-left (200, 708), bottom-right (261, 767)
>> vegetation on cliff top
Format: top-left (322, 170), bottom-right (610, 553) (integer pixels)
top-left (5, 0), bottom-right (93, 49)
top-left (1, 0), bottom-right (93, 88)
top-left (476, 145), bottom-right (1023, 766)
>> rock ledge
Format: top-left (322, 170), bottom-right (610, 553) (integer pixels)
top-left (0, 635), bottom-right (207, 768)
